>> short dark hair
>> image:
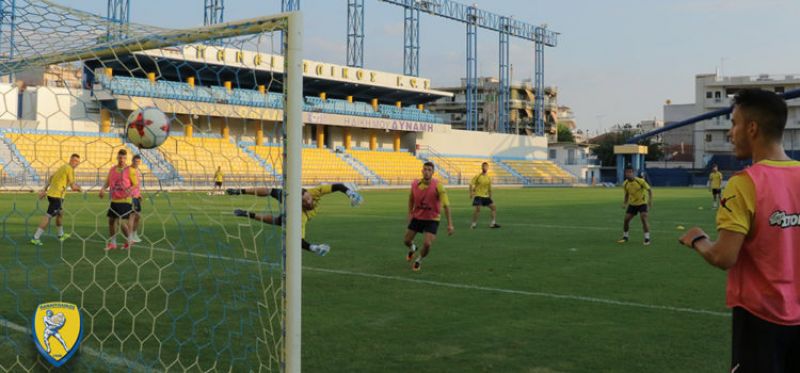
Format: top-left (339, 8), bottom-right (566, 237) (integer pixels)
top-left (624, 165), bottom-right (634, 171)
top-left (481, 162), bottom-right (488, 166)
top-left (423, 161), bottom-right (435, 170)
top-left (117, 149), bottom-right (127, 156)
top-left (732, 89), bottom-right (787, 141)
top-left (132, 154), bottom-right (141, 161)
top-left (711, 163), bottom-right (718, 168)
top-left (70, 153), bottom-right (80, 159)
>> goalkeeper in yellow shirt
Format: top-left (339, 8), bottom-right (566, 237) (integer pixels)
top-left (227, 183), bottom-right (363, 256)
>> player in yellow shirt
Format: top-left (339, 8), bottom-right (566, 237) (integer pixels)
top-left (213, 166), bottom-right (224, 191)
top-left (31, 153), bottom-right (82, 246)
top-left (708, 163), bottom-right (724, 209)
top-left (227, 183), bottom-right (363, 256)
top-left (618, 166), bottom-right (653, 245)
top-left (470, 162), bottom-right (500, 229)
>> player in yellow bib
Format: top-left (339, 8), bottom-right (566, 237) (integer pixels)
top-left (618, 166), bottom-right (653, 245)
top-left (469, 162), bottom-right (500, 229)
top-left (31, 153), bottom-right (82, 246)
top-left (708, 163), bottom-right (724, 209)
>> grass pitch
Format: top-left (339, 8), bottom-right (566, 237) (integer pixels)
top-left (1, 187), bottom-right (729, 372)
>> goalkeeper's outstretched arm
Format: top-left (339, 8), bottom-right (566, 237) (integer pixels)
top-left (232, 209), bottom-right (329, 256)
top-left (227, 187), bottom-right (284, 202)
top-left (329, 183), bottom-right (363, 207)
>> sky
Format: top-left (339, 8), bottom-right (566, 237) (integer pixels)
top-left (64, 0), bottom-right (800, 133)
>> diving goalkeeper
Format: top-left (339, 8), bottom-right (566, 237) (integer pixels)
top-left (227, 183), bottom-right (363, 256)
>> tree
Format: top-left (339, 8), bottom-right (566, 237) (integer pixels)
top-left (589, 129), bottom-right (662, 167)
top-left (556, 123), bottom-right (575, 143)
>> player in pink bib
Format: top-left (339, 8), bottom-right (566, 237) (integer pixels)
top-left (680, 89), bottom-right (800, 372)
top-left (99, 149), bottom-right (138, 251)
top-left (403, 162), bottom-right (454, 272)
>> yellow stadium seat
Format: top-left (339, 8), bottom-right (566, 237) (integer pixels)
top-left (249, 145), bottom-right (367, 185)
top-left (501, 159), bottom-right (576, 184)
top-left (348, 150), bottom-right (445, 185)
top-left (4, 133), bottom-right (155, 187)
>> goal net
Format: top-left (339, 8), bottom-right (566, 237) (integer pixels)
top-left (0, 0), bottom-right (303, 371)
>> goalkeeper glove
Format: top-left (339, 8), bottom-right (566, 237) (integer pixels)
top-left (346, 189), bottom-right (363, 207)
top-left (233, 209), bottom-right (249, 217)
top-left (309, 243), bottom-right (330, 257)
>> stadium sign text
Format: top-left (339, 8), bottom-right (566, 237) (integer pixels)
top-left (305, 112), bottom-right (436, 133)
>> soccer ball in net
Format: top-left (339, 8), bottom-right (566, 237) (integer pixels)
top-left (125, 107), bottom-right (170, 149)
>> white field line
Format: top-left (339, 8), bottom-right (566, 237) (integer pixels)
top-left (142, 241), bottom-right (729, 318)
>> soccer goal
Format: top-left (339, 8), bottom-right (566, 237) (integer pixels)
top-left (0, 0), bottom-right (303, 371)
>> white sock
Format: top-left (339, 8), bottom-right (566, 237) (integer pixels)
top-left (410, 243), bottom-right (417, 252)
top-left (623, 231), bottom-right (629, 238)
top-left (471, 222), bottom-right (476, 227)
top-left (491, 220), bottom-right (496, 225)
top-left (57, 226), bottom-right (64, 236)
top-left (111, 234), bottom-right (117, 245)
top-left (34, 228), bottom-right (44, 239)
top-left (415, 256), bottom-right (423, 263)
top-left (644, 232), bottom-right (651, 240)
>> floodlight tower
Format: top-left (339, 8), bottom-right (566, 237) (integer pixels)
top-left (107, 0), bottom-right (130, 40)
top-left (204, 0), bottom-right (224, 26)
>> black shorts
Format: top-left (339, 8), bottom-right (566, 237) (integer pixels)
top-left (472, 197), bottom-right (494, 207)
top-left (712, 188), bottom-right (721, 196)
top-left (132, 197), bottom-right (142, 213)
top-left (626, 204), bottom-right (648, 215)
top-left (46, 197), bottom-right (63, 217)
top-left (731, 307), bottom-right (800, 372)
top-left (107, 202), bottom-right (133, 219)
top-left (407, 219), bottom-right (439, 235)
top-left (215, 181), bottom-right (223, 187)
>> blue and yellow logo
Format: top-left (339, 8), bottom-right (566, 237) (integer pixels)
top-left (32, 302), bottom-right (83, 367)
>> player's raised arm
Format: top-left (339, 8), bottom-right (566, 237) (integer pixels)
top-left (329, 183), bottom-right (362, 206)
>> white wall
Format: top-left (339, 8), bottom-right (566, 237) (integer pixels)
top-left (415, 127), bottom-right (548, 159)
top-left (34, 87), bottom-right (98, 132)
top-left (0, 83), bottom-right (19, 120)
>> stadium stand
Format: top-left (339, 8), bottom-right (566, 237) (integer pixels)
top-left (348, 149), bottom-right (445, 185)
top-left (248, 145), bottom-right (368, 185)
top-left (501, 160), bottom-right (577, 184)
top-left (433, 156), bottom-right (520, 184)
top-left (3, 131), bottom-right (156, 187)
top-left (97, 75), bottom-right (444, 123)
top-left (158, 136), bottom-right (268, 185)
